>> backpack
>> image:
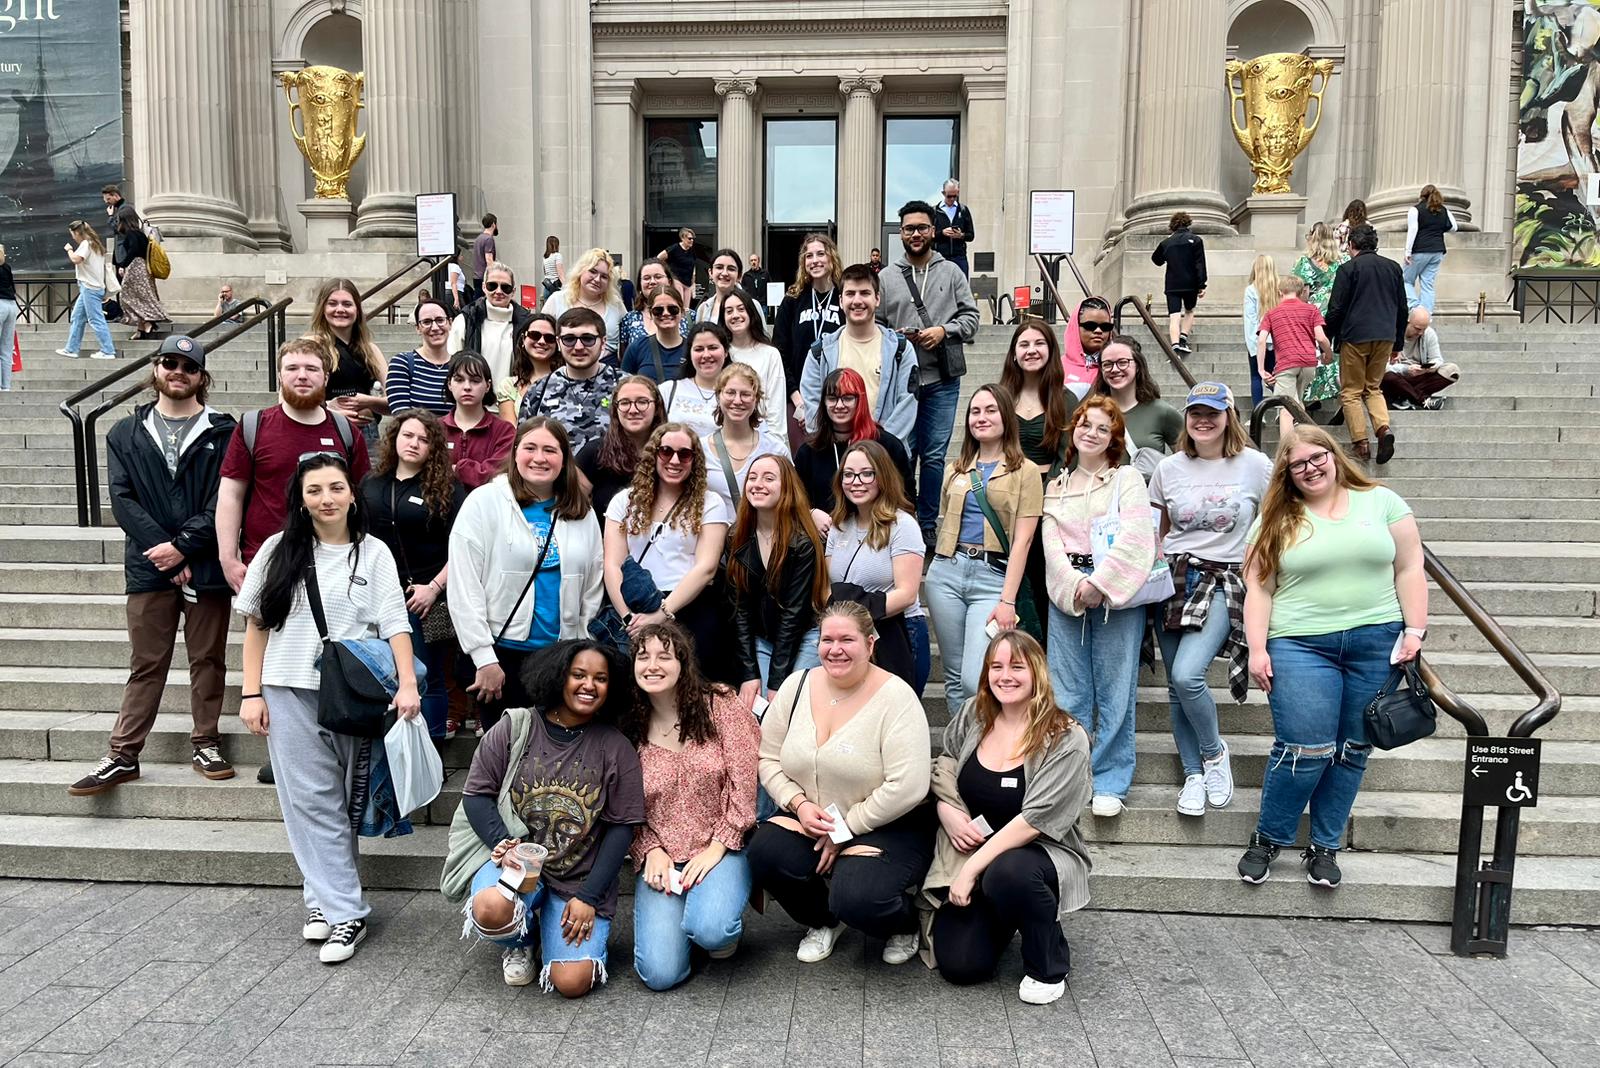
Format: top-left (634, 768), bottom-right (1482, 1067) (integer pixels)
top-left (146, 238), bottom-right (171, 280)
top-left (808, 333), bottom-right (918, 404)
top-left (242, 408), bottom-right (355, 456)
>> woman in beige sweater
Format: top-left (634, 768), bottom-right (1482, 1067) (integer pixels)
top-left (747, 601), bottom-right (934, 966)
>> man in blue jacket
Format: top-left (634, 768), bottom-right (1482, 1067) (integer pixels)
top-left (800, 263), bottom-right (919, 444)
top-left (68, 336), bottom-right (239, 795)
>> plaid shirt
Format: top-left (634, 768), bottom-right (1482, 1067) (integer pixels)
top-left (1162, 554), bottom-right (1249, 703)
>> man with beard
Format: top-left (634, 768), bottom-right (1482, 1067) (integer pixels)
top-left (878, 199), bottom-right (979, 546)
top-left (68, 337), bottom-right (239, 795)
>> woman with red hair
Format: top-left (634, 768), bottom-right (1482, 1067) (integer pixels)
top-left (793, 367), bottom-right (914, 528)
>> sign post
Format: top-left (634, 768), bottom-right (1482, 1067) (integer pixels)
top-left (1452, 736), bottom-right (1545, 958)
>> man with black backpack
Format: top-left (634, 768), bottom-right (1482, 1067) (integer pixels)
top-left (799, 263), bottom-right (918, 443)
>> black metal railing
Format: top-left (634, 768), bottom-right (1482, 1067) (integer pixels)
top-left (59, 296), bottom-right (292, 527)
top-left (13, 271), bottom-right (79, 324)
top-left (1245, 397), bottom-right (1561, 958)
top-left (1511, 269), bottom-right (1600, 324)
top-left (360, 256), bottom-right (453, 324)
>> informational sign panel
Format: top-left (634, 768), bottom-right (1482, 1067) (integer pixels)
top-left (1463, 737), bottom-right (1542, 809)
top-left (1029, 190), bottom-right (1076, 255)
top-left (1013, 285), bottom-right (1032, 310)
top-left (414, 192), bottom-right (457, 258)
top-left (765, 282), bottom-right (785, 310)
top-left (0, 1), bottom-right (125, 267)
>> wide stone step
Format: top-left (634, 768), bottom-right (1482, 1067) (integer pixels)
top-left (0, 528), bottom-right (120, 564)
top-left (0, 504), bottom-right (94, 525)
top-left (1416, 517), bottom-right (1600, 542)
top-left (1410, 495), bottom-right (1598, 519)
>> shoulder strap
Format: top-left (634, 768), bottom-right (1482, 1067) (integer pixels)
top-left (494, 515), bottom-right (556, 645)
top-left (898, 265), bottom-right (936, 329)
top-left (649, 337), bottom-right (666, 383)
top-left (243, 409), bottom-right (262, 455)
top-left (968, 468), bottom-right (1012, 557)
top-left (893, 335), bottom-right (907, 369)
top-left (840, 538), bottom-right (867, 584)
top-left (328, 410), bottom-right (355, 454)
top-left (711, 430), bottom-right (740, 499)
top-left (302, 563), bottom-right (330, 643)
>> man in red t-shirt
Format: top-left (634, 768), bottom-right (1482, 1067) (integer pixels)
top-left (1256, 276), bottom-right (1332, 438)
top-left (216, 337), bottom-right (370, 592)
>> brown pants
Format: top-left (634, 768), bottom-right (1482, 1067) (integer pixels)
top-left (1381, 368), bottom-right (1458, 407)
top-left (109, 589), bottom-right (231, 759)
top-left (1338, 340), bottom-right (1392, 443)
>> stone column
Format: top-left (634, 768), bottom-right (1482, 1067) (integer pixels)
top-left (352, 0), bottom-right (451, 237)
top-left (594, 81), bottom-right (642, 271)
top-left (962, 75), bottom-right (1007, 277)
top-left (444, 0), bottom-right (482, 240)
top-left (836, 76), bottom-right (884, 263)
top-left (1122, 0), bottom-right (1233, 233)
top-left (134, 0), bottom-right (253, 245)
top-left (229, 0), bottom-right (291, 250)
top-left (1365, 0), bottom-right (1472, 226)
top-left (715, 78), bottom-right (760, 263)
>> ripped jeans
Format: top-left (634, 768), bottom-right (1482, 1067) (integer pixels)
top-left (1255, 621), bottom-right (1403, 850)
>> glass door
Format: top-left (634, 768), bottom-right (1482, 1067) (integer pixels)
top-left (763, 118), bottom-right (838, 285)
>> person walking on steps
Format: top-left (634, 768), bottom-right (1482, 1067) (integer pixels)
top-left (1324, 224), bottom-right (1408, 464)
top-left (1403, 184), bottom-right (1457, 314)
top-left (1151, 212), bottom-right (1206, 356)
top-left (69, 337), bottom-right (239, 795)
top-left (58, 220), bottom-right (118, 360)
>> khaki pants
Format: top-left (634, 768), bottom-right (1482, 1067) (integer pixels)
top-left (1338, 340), bottom-right (1392, 443)
top-left (109, 589), bottom-right (230, 759)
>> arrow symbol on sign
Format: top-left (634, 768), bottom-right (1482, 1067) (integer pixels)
top-left (1471, 765), bottom-right (1487, 778)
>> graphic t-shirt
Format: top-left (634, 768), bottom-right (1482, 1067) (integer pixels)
top-left (1147, 449), bottom-right (1274, 564)
top-left (499, 499), bottom-right (562, 650)
top-left (463, 717), bottom-right (645, 918)
top-left (221, 407), bottom-right (371, 561)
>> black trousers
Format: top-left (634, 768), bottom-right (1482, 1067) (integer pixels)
top-left (931, 843), bottom-right (1071, 985)
top-left (456, 643), bottom-right (539, 729)
top-left (872, 612), bottom-right (914, 682)
top-left (747, 804), bottom-right (935, 940)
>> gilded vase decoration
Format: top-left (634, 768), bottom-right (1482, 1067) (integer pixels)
top-left (280, 65), bottom-right (367, 200)
top-left (1226, 52), bottom-right (1335, 195)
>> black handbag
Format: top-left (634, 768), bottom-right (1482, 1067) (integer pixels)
top-left (1363, 659), bottom-right (1437, 750)
top-left (304, 565), bottom-right (396, 739)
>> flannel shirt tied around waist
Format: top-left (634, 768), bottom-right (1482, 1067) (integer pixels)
top-left (1162, 554), bottom-right (1249, 703)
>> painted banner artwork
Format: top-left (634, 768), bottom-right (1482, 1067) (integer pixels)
top-left (0, 1), bottom-right (124, 269)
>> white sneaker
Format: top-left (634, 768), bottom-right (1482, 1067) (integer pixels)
top-left (500, 945), bottom-right (534, 986)
top-left (1176, 774), bottom-right (1206, 816)
top-left (89, 351), bottom-right (117, 360)
top-left (301, 907), bottom-right (331, 942)
top-left (797, 924), bottom-right (844, 963)
top-left (56, 348), bottom-right (79, 358)
top-left (318, 918), bottom-right (366, 964)
top-left (881, 931), bottom-right (919, 965)
top-left (1019, 976), bottom-right (1066, 1005)
top-left (1203, 741), bottom-right (1235, 808)
top-left (1090, 795), bottom-right (1125, 818)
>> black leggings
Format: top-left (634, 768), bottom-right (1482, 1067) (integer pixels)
top-left (456, 644), bottom-right (540, 729)
top-left (931, 843), bottom-right (1070, 985)
top-left (747, 804), bottom-right (935, 940)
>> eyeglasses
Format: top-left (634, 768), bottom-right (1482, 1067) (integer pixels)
top-left (900, 224), bottom-right (934, 235)
top-left (526, 331), bottom-right (557, 345)
top-left (1101, 358), bottom-right (1135, 372)
top-left (559, 333), bottom-right (601, 348)
top-left (840, 470), bottom-right (876, 484)
top-left (650, 306), bottom-right (682, 319)
top-left (655, 445), bottom-right (697, 464)
top-left (1288, 450), bottom-right (1332, 476)
top-left (1080, 321), bottom-right (1115, 334)
top-left (824, 393), bottom-right (860, 405)
top-left (484, 282), bottom-right (514, 294)
top-left (158, 356), bottom-right (201, 375)
top-left (417, 317), bottom-right (450, 329)
top-left (616, 398), bottom-right (655, 411)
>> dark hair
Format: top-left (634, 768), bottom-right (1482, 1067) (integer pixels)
top-left (870, 247), bottom-right (881, 255)
top-left (113, 205), bottom-right (142, 235)
top-left (505, 416), bottom-right (590, 520)
top-left (718, 289), bottom-right (770, 345)
top-left (809, 367), bottom-right (879, 449)
top-left (414, 296), bottom-right (451, 324)
top-left (1420, 184), bottom-right (1445, 214)
top-left (898, 200), bottom-right (939, 226)
top-left (840, 263), bottom-right (880, 294)
top-left (511, 312), bottom-right (562, 386)
top-left (482, 213), bottom-right (497, 229)
top-left (683, 321), bottom-right (732, 379)
top-left (373, 409), bottom-right (456, 519)
top-left (253, 455), bottom-right (365, 632)
top-left (521, 640), bottom-right (632, 724)
top-left (557, 306), bottom-right (606, 335)
top-left (1169, 212), bottom-right (1192, 232)
top-left (101, 184), bottom-right (121, 197)
top-left (997, 317), bottom-right (1069, 458)
top-left (710, 247), bottom-right (743, 275)
top-left (618, 620), bottom-right (728, 747)
top-left (444, 350), bottom-right (493, 406)
top-left (1349, 223), bottom-right (1379, 254)
top-left (1092, 334), bottom-right (1163, 405)
top-left (598, 375), bottom-right (666, 475)
top-left (1342, 199), bottom-right (1367, 226)
top-left (544, 235), bottom-right (560, 256)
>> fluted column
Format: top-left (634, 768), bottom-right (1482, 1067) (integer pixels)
top-left (135, 0), bottom-right (253, 245)
top-left (229, 0), bottom-right (290, 250)
top-left (1122, 0), bottom-right (1233, 233)
top-left (836, 75), bottom-right (884, 263)
top-left (715, 79), bottom-right (760, 262)
top-left (445, 0), bottom-right (482, 240)
top-left (594, 81), bottom-right (642, 270)
top-left (1365, 0), bottom-right (1472, 226)
top-left (353, 0), bottom-right (451, 237)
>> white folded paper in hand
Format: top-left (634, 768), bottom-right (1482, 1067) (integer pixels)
top-left (752, 694), bottom-right (771, 721)
top-left (667, 867), bottom-right (685, 895)
top-left (970, 814), bottom-right (994, 839)
top-left (824, 802), bottom-right (854, 844)
top-left (1390, 632), bottom-right (1407, 665)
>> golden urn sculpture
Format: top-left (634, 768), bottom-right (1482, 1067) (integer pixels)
top-left (1226, 52), bottom-right (1334, 195)
top-left (279, 65), bottom-right (367, 200)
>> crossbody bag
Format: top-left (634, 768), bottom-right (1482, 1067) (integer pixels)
top-left (968, 468), bottom-right (1043, 640)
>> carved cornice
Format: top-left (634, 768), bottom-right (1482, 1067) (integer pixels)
top-left (594, 16), bottom-right (1006, 39)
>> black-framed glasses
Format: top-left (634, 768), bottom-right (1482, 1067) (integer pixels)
top-left (650, 305), bottom-right (682, 319)
top-left (840, 469), bottom-right (876, 484)
top-left (1101, 358), bottom-right (1135, 372)
top-left (1288, 450), bottom-right (1332, 476)
top-left (824, 392), bottom-right (860, 405)
top-left (417, 317), bottom-right (450, 329)
top-left (526, 330), bottom-right (557, 345)
top-left (1080, 321), bottom-right (1115, 333)
top-left (158, 356), bottom-right (201, 374)
top-left (616, 398), bottom-right (655, 411)
top-left (655, 445), bottom-right (696, 464)
top-left (559, 333), bottom-right (601, 348)
top-left (484, 281), bottom-right (514, 294)
top-left (900, 224), bottom-right (934, 235)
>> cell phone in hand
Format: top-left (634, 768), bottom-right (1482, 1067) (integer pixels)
top-left (985, 619), bottom-right (1001, 640)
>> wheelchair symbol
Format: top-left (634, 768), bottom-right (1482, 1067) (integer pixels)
top-left (1505, 771), bottom-right (1533, 804)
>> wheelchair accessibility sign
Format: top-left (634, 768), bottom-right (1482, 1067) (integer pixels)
top-left (1463, 738), bottom-right (1542, 809)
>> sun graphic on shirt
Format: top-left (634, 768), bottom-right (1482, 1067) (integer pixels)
top-left (510, 770), bottom-right (603, 877)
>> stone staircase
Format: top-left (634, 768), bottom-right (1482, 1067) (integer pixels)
top-left (0, 316), bottom-right (1596, 927)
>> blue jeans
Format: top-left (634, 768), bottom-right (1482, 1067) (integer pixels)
top-left (0, 298), bottom-right (17, 389)
top-left (754, 628), bottom-right (820, 694)
top-left (907, 613), bottom-right (931, 697)
top-left (65, 285), bottom-right (117, 356)
top-left (1047, 599), bottom-right (1144, 798)
top-left (925, 552), bottom-right (1004, 712)
top-left (1155, 579), bottom-right (1230, 776)
top-left (913, 377), bottom-right (963, 538)
top-left (407, 611), bottom-right (449, 739)
top-left (1404, 252), bottom-right (1443, 313)
top-left (467, 859), bottom-right (611, 983)
top-left (632, 850), bottom-right (751, 991)
top-left (1255, 621), bottom-right (1402, 850)
top-left (1246, 346), bottom-right (1275, 409)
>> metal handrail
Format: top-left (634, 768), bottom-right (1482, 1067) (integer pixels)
top-left (360, 255), bottom-right (452, 324)
top-left (59, 296), bottom-right (292, 527)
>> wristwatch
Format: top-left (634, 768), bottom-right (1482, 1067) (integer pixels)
top-left (1404, 627), bottom-right (1427, 641)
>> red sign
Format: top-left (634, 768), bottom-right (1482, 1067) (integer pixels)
top-left (520, 285), bottom-right (539, 310)
top-left (1013, 285), bottom-right (1032, 310)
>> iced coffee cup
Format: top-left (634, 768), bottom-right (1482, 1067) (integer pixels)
top-left (503, 842), bottom-right (548, 893)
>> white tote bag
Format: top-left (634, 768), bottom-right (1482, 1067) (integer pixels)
top-left (384, 714), bottom-right (444, 814)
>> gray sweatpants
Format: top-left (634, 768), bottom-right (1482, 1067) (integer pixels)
top-left (264, 685), bottom-right (370, 923)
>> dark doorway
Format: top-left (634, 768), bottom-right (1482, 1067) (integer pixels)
top-left (764, 224), bottom-right (837, 299)
top-left (642, 227), bottom-right (714, 305)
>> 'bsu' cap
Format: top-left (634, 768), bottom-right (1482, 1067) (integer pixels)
top-left (1184, 381), bottom-right (1232, 411)
top-left (156, 335), bottom-right (206, 370)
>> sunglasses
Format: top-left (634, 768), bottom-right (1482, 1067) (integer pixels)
top-left (158, 356), bottom-right (201, 375)
top-left (650, 305), bottom-right (682, 319)
top-left (526, 331), bottom-right (558, 345)
top-left (1080, 321), bottom-right (1115, 333)
top-left (559, 333), bottom-right (601, 348)
top-left (655, 445), bottom-right (697, 464)
top-left (484, 281), bottom-right (515, 294)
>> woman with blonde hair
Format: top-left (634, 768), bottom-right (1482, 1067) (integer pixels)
top-left (703, 361), bottom-right (789, 511)
top-left (772, 233), bottom-right (845, 418)
top-left (543, 247), bottom-right (626, 358)
top-left (923, 629), bottom-right (1091, 1005)
top-left (1242, 255), bottom-right (1280, 408)
top-left (58, 221), bottom-right (118, 360)
top-left (1292, 222), bottom-right (1344, 316)
top-left (1238, 424), bottom-right (1426, 889)
top-left (309, 278), bottom-right (388, 441)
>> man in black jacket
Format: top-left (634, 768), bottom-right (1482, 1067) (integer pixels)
top-left (1151, 211), bottom-right (1207, 355)
top-left (68, 336), bottom-right (239, 796)
top-left (1324, 224), bottom-right (1409, 463)
top-left (932, 179), bottom-right (976, 277)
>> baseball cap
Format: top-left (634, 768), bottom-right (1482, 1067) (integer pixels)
top-left (1184, 381), bottom-right (1232, 411)
top-left (155, 335), bottom-right (206, 369)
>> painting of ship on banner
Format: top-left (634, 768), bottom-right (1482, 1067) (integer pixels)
top-left (1518, 0), bottom-right (1600, 268)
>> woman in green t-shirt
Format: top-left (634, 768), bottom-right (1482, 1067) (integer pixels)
top-left (1091, 336), bottom-right (1182, 462)
top-left (1238, 425), bottom-right (1427, 891)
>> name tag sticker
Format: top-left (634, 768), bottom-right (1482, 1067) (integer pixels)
top-left (408, 495), bottom-right (425, 505)
top-left (320, 438), bottom-right (335, 446)
top-left (447, 441), bottom-right (456, 450)
top-left (1001, 777), bottom-right (1019, 788)
top-left (836, 741), bottom-right (855, 756)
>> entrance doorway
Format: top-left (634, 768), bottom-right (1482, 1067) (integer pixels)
top-left (763, 225), bottom-right (836, 299)
top-left (763, 117), bottom-right (838, 287)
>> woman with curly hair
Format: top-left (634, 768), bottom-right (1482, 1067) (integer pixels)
top-left (1292, 222), bottom-right (1345, 316)
top-left (602, 422), bottom-right (730, 671)
top-left (449, 640), bottom-right (643, 996)
top-left (772, 233), bottom-right (844, 415)
top-left (360, 410), bottom-right (465, 738)
top-left (621, 620), bottom-right (760, 990)
top-left (309, 277), bottom-right (388, 442)
top-left (576, 375), bottom-right (665, 515)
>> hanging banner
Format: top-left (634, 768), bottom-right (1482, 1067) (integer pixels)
top-left (1516, 4), bottom-right (1600, 268)
top-left (0, 1), bottom-right (125, 270)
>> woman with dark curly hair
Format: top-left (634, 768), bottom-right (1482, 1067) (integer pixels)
top-left (621, 620), bottom-right (760, 990)
top-left (576, 375), bottom-right (665, 515)
top-left (361, 410), bottom-right (465, 738)
top-left (447, 640), bottom-right (644, 996)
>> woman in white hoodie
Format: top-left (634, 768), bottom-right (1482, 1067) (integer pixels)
top-left (448, 417), bottom-right (605, 726)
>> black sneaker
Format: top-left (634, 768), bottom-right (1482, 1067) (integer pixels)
top-left (1375, 429), bottom-right (1396, 465)
top-left (67, 754), bottom-right (139, 796)
top-left (319, 918), bottom-right (367, 964)
top-left (1302, 846), bottom-right (1342, 888)
top-left (257, 760), bottom-right (274, 785)
top-left (1237, 832), bottom-right (1280, 884)
top-left (192, 745), bottom-right (235, 781)
top-left (1174, 337), bottom-right (1192, 356)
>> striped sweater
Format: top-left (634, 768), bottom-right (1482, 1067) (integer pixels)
top-left (1041, 465), bottom-right (1157, 615)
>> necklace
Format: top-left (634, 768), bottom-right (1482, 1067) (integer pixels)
top-left (827, 675), bottom-right (868, 707)
top-left (157, 410), bottom-right (202, 446)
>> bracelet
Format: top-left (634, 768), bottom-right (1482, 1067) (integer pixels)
top-left (240, 693), bottom-right (262, 701)
top-left (429, 579), bottom-right (442, 592)
top-left (999, 599), bottom-right (1016, 606)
